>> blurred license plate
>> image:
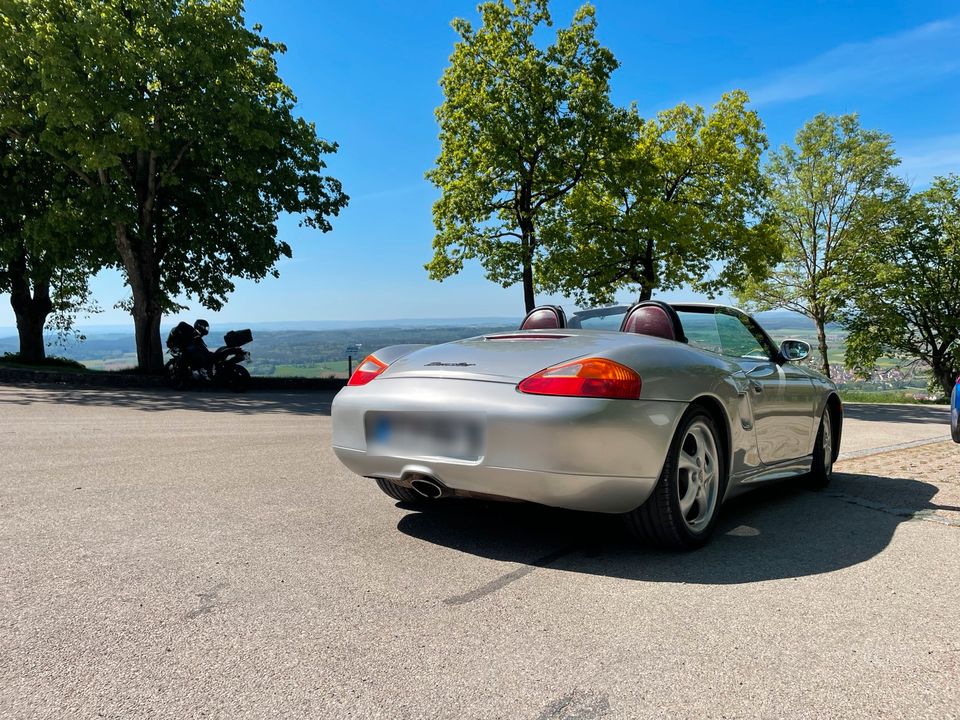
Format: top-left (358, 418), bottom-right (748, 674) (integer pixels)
top-left (366, 412), bottom-right (484, 461)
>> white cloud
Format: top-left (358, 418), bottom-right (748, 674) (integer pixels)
top-left (897, 133), bottom-right (960, 188)
top-left (743, 18), bottom-right (960, 106)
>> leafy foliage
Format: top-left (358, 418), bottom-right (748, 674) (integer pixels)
top-left (0, 135), bottom-right (110, 361)
top-left (426, 0), bottom-right (618, 312)
top-left (0, 0), bottom-right (348, 371)
top-left (844, 176), bottom-right (960, 396)
top-left (539, 90), bottom-right (776, 305)
top-left (737, 113), bottom-right (903, 375)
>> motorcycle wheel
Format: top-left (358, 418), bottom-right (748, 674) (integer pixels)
top-left (223, 364), bottom-right (251, 393)
top-left (165, 358), bottom-right (189, 390)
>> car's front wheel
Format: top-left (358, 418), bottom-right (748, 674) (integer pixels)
top-left (623, 408), bottom-right (725, 550)
top-left (807, 409), bottom-right (835, 489)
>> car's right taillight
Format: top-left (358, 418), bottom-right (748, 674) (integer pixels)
top-left (347, 354), bottom-right (388, 386)
top-left (517, 357), bottom-right (641, 399)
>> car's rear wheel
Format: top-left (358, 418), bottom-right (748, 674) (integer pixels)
top-left (623, 408), bottom-right (725, 550)
top-left (807, 409), bottom-right (835, 488)
top-left (374, 478), bottom-right (427, 504)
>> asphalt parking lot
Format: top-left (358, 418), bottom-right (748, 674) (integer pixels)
top-left (1, 386), bottom-right (958, 719)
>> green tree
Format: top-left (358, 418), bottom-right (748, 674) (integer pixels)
top-left (427, 0), bottom-right (618, 313)
top-left (738, 113), bottom-right (903, 377)
top-left (0, 0), bottom-right (347, 372)
top-left (539, 90), bottom-right (776, 306)
top-left (845, 177), bottom-right (960, 397)
top-left (0, 136), bottom-right (108, 362)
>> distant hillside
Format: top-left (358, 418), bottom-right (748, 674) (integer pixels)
top-left (0, 308), bottom-right (844, 378)
top-left (0, 324), bottom-right (517, 376)
top-left (751, 310), bottom-right (846, 332)
top-left (0, 316), bottom-right (521, 339)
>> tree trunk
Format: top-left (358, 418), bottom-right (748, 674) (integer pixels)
top-left (637, 241), bottom-right (656, 302)
top-left (7, 245), bottom-right (53, 364)
top-left (132, 305), bottom-right (163, 373)
top-left (14, 307), bottom-right (47, 363)
top-left (115, 224), bottom-right (165, 373)
top-left (930, 358), bottom-right (958, 399)
top-left (522, 259), bottom-right (535, 313)
top-left (814, 317), bottom-right (831, 378)
top-left (519, 217), bottom-right (536, 313)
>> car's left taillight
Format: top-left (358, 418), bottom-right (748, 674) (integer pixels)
top-left (347, 354), bottom-right (388, 386)
top-left (517, 357), bottom-right (641, 399)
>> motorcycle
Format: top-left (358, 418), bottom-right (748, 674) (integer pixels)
top-left (165, 319), bottom-right (253, 392)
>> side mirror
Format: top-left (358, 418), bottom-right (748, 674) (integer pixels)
top-left (779, 339), bottom-right (810, 362)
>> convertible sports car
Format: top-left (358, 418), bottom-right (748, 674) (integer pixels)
top-left (332, 301), bottom-right (842, 549)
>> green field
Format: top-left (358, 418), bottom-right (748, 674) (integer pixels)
top-left (270, 361), bottom-right (350, 378)
top-left (80, 353), bottom-right (141, 371)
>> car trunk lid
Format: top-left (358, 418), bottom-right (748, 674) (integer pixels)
top-left (379, 331), bottom-right (632, 383)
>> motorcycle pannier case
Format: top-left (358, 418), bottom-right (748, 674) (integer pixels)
top-left (224, 329), bottom-right (253, 347)
top-left (167, 321), bottom-right (196, 350)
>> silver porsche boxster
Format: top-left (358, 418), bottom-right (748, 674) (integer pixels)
top-left (331, 301), bottom-right (842, 549)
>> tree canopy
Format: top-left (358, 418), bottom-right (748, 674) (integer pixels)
top-left (426, 0), bottom-right (618, 312)
top-left (844, 176), bottom-right (960, 396)
top-left (539, 90), bottom-right (776, 306)
top-left (0, 0), bottom-right (348, 371)
top-left (737, 113), bottom-right (903, 376)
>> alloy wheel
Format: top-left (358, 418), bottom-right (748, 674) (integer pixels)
top-left (676, 419), bottom-right (720, 533)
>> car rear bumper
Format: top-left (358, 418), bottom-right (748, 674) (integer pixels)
top-left (331, 377), bottom-right (688, 513)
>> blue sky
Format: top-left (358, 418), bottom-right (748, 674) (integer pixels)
top-left (3, 0), bottom-right (960, 327)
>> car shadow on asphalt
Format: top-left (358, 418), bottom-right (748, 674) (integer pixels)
top-left (0, 384), bottom-right (335, 415)
top-left (843, 403), bottom-right (950, 425)
top-left (395, 472), bottom-right (955, 586)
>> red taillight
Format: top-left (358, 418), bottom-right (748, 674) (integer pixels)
top-left (518, 357), bottom-right (641, 399)
top-left (347, 354), bottom-right (388, 386)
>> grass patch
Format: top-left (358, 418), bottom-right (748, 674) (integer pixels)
top-left (0, 352), bottom-right (150, 375)
top-left (270, 361), bottom-right (348, 378)
top-left (1, 352), bottom-right (90, 372)
top-left (81, 353), bottom-right (139, 371)
top-left (838, 389), bottom-right (944, 404)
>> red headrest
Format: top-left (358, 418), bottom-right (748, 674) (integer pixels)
top-left (520, 307), bottom-right (564, 330)
top-left (621, 305), bottom-right (676, 341)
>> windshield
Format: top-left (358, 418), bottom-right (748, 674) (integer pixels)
top-left (567, 306), bottom-right (628, 330)
top-left (674, 307), bottom-right (774, 360)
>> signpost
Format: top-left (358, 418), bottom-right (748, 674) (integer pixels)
top-left (346, 344), bottom-right (361, 379)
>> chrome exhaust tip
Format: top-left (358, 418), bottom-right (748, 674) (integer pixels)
top-left (409, 477), bottom-right (444, 499)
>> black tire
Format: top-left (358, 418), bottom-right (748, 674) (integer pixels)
top-left (165, 358), bottom-right (189, 390)
top-left (807, 410), bottom-right (835, 489)
top-left (223, 364), bottom-right (250, 393)
top-left (623, 408), bottom-right (726, 551)
top-left (374, 478), bottom-right (426, 504)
